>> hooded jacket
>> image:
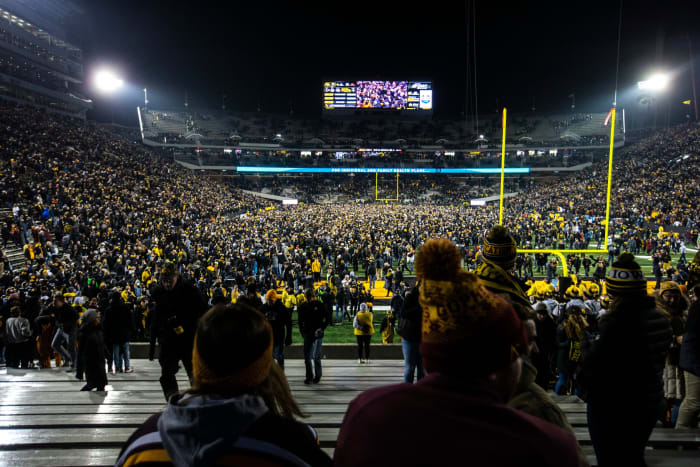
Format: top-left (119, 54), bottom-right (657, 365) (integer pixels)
top-left (509, 358), bottom-right (590, 467)
top-left (680, 299), bottom-right (700, 376)
top-left (116, 393), bottom-right (331, 467)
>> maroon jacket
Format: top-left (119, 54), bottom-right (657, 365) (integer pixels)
top-left (335, 372), bottom-right (580, 467)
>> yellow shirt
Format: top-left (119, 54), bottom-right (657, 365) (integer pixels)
top-left (282, 291), bottom-right (297, 309)
top-left (354, 311), bottom-right (374, 336)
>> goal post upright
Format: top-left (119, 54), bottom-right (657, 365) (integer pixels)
top-left (497, 107), bottom-right (618, 277)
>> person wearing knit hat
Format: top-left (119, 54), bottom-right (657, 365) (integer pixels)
top-left (605, 252), bottom-right (648, 296)
top-left (262, 289), bottom-right (292, 369)
top-left (475, 225), bottom-right (530, 308)
top-left (117, 303), bottom-right (332, 467)
top-left (75, 308), bottom-right (108, 392)
top-left (334, 239), bottom-right (580, 467)
top-left (580, 251), bottom-right (672, 466)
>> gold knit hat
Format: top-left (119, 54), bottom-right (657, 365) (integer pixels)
top-left (416, 239), bottom-right (527, 377)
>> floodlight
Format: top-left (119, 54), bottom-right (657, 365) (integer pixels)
top-left (94, 69), bottom-right (124, 94)
top-left (637, 73), bottom-right (669, 91)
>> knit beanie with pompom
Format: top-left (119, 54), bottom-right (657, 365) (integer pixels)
top-left (415, 238), bottom-right (527, 377)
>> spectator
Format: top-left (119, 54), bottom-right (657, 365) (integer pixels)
top-left (353, 303), bottom-right (374, 363)
top-left (554, 306), bottom-right (588, 396)
top-left (379, 308), bottom-right (395, 344)
top-left (656, 281), bottom-right (688, 426)
top-left (396, 281), bottom-right (425, 383)
top-left (104, 290), bottom-right (135, 374)
top-left (297, 288), bottom-right (330, 384)
top-left (334, 239), bottom-right (581, 466)
top-left (49, 292), bottom-right (78, 370)
top-left (580, 253), bottom-right (672, 466)
top-left (677, 283), bottom-right (700, 428)
top-left (116, 303), bottom-right (332, 467)
top-left (262, 289), bottom-right (292, 369)
top-left (508, 308), bottom-right (590, 467)
top-left (35, 303), bottom-right (63, 368)
top-left (5, 306), bottom-right (32, 368)
top-left (149, 262), bottom-right (208, 400)
top-left (75, 309), bottom-right (108, 392)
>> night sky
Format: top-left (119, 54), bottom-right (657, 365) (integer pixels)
top-left (71, 0), bottom-right (700, 125)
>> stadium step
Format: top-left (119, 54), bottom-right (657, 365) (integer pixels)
top-left (1, 360), bottom-right (698, 467)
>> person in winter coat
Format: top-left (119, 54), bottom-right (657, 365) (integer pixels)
top-left (5, 306), bottom-right (32, 368)
top-left (297, 288), bottom-right (330, 384)
top-left (104, 290), bottom-right (135, 373)
top-left (677, 283), bottom-right (700, 428)
top-left (397, 282), bottom-right (425, 383)
top-left (49, 292), bottom-right (78, 369)
top-left (554, 306), bottom-right (588, 396)
top-left (354, 303), bottom-right (374, 363)
top-left (115, 303), bottom-right (332, 467)
top-left (580, 253), bottom-right (672, 467)
top-left (35, 306), bottom-right (63, 368)
top-left (149, 262), bottom-right (208, 400)
top-left (334, 239), bottom-right (580, 467)
top-left (533, 302), bottom-right (557, 390)
top-left (262, 289), bottom-right (292, 369)
top-left (75, 308), bottom-right (108, 392)
top-left (379, 309), bottom-right (395, 344)
top-left (508, 311), bottom-right (590, 467)
top-left (655, 281), bottom-right (688, 426)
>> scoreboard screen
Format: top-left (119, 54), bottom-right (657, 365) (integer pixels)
top-left (323, 81), bottom-right (432, 110)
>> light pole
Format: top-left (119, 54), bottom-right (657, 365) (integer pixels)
top-left (143, 88), bottom-right (149, 112)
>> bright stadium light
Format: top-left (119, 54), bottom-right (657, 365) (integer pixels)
top-left (94, 69), bottom-right (124, 94)
top-left (637, 73), bottom-right (669, 91)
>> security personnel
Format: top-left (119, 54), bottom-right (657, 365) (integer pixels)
top-left (149, 262), bottom-right (207, 400)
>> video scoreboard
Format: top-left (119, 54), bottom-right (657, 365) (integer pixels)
top-left (323, 80), bottom-right (433, 110)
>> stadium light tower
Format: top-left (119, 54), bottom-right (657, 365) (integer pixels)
top-left (94, 69), bottom-right (124, 94)
top-left (637, 73), bottom-right (670, 91)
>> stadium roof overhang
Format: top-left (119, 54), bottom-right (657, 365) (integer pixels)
top-left (560, 133), bottom-right (581, 140)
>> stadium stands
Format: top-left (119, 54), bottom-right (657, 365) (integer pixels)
top-left (0, 101), bottom-right (698, 467)
top-left (140, 108), bottom-right (623, 150)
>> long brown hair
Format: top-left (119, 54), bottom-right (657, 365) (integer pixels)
top-left (562, 312), bottom-right (588, 340)
top-left (190, 303), bottom-right (306, 419)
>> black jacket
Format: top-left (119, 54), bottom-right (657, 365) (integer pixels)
top-left (397, 286), bottom-right (422, 342)
top-left (263, 300), bottom-right (292, 346)
top-left (50, 303), bottom-right (78, 333)
top-left (580, 295), bottom-right (671, 411)
top-left (149, 277), bottom-right (207, 354)
top-left (76, 323), bottom-right (108, 388)
top-left (104, 296), bottom-right (134, 345)
top-left (297, 299), bottom-right (330, 340)
top-left (680, 300), bottom-right (700, 377)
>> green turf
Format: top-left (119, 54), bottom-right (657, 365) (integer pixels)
top-left (289, 309), bottom-right (401, 344)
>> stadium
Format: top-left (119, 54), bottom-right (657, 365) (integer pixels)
top-left (0, 0), bottom-right (699, 466)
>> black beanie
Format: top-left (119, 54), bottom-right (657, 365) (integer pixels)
top-left (605, 253), bottom-right (646, 296)
top-left (483, 225), bottom-right (517, 269)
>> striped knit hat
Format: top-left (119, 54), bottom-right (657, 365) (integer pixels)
top-left (605, 253), bottom-right (647, 296)
top-left (483, 225), bottom-right (517, 269)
